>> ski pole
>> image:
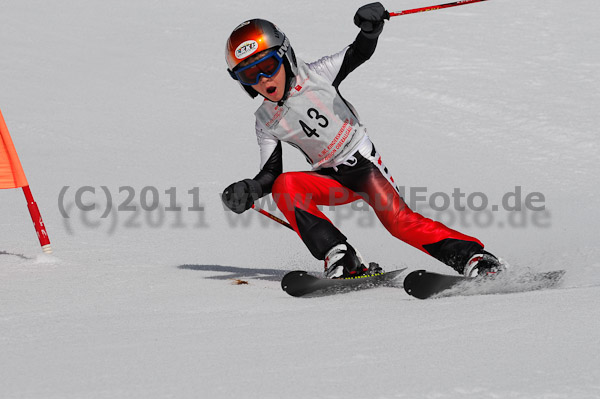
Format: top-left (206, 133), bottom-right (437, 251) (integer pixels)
top-left (251, 204), bottom-right (294, 231)
top-left (389, 0), bottom-right (489, 17)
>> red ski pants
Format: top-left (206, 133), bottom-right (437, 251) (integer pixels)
top-left (270, 147), bottom-right (484, 271)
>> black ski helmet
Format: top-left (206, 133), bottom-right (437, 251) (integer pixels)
top-left (225, 19), bottom-right (297, 99)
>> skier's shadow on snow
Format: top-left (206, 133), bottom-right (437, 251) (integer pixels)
top-left (177, 264), bottom-right (286, 282)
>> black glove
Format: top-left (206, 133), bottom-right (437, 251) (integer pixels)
top-left (221, 179), bottom-right (262, 214)
top-left (354, 2), bottom-right (390, 38)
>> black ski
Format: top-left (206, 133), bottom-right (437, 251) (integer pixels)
top-left (281, 268), bottom-right (406, 297)
top-left (403, 269), bottom-right (566, 299)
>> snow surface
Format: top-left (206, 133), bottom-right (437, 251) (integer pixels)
top-left (1, 0), bottom-right (600, 398)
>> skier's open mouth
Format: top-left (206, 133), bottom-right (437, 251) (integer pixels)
top-left (266, 86), bottom-right (276, 95)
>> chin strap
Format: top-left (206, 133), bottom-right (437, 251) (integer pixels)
top-left (276, 63), bottom-right (295, 106)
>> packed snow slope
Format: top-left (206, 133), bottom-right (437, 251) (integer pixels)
top-left (1, 0), bottom-right (599, 398)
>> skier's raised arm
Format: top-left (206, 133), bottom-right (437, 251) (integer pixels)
top-left (307, 2), bottom-right (390, 87)
top-left (334, 2), bottom-right (390, 87)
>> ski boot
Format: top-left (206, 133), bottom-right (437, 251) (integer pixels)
top-left (463, 251), bottom-right (508, 278)
top-left (324, 243), bottom-right (369, 279)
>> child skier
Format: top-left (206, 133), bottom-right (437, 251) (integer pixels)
top-left (222, 2), bottom-right (505, 278)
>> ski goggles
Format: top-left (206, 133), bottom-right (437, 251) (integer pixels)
top-left (231, 50), bottom-right (284, 86)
